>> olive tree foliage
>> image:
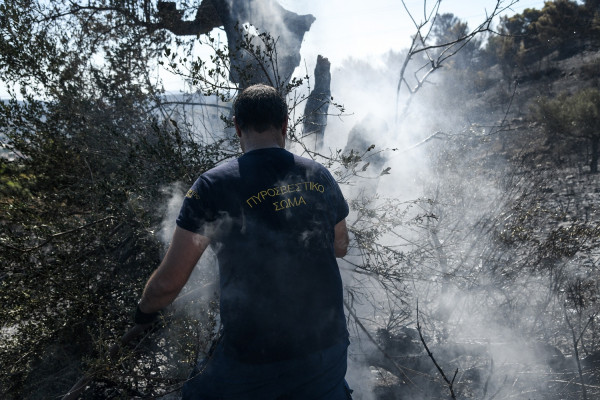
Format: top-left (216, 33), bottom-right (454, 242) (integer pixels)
top-left (0, 0), bottom-right (341, 398)
top-left (533, 88), bottom-right (600, 173)
top-left (485, 0), bottom-right (600, 80)
top-left (0, 1), bottom-right (231, 398)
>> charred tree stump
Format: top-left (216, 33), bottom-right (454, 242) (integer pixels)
top-left (157, 0), bottom-right (315, 90)
top-left (303, 55), bottom-right (331, 152)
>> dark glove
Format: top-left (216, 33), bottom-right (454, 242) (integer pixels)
top-left (134, 304), bottom-right (159, 325)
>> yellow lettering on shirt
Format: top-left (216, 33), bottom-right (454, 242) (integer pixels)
top-left (272, 195), bottom-right (307, 212)
top-left (245, 181), bottom-right (326, 209)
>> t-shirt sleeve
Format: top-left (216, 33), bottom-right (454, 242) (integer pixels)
top-left (333, 183), bottom-right (349, 224)
top-left (176, 176), bottom-right (216, 236)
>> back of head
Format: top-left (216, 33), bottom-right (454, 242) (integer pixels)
top-left (233, 84), bottom-right (288, 133)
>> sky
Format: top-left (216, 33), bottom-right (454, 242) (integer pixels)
top-left (276, 0), bottom-right (547, 69)
top-left (156, 0), bottom-right (549, 91)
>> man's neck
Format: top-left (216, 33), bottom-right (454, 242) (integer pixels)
top-left (242, 142), bottom-right (282, 153)
top-left (240, 128), bottom-right (285, 153)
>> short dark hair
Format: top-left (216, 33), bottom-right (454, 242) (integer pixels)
top-left (233, 84), bottom-right (288, 133)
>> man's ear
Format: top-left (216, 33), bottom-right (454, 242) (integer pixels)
top-left (281, 118), bottom-right (288, 136)
top-left (233, 116), bottom-right (242, 138)
top-left (280, 118), bottom-right (288, 147)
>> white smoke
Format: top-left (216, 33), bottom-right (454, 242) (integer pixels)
top-left (156, 1), bottom-right (573, 398)
top-left (159, 183), bottom-right (219, 315)
top-left (282, 3), bottom-right (565, 398)
top-left (159, 183), bottom-right (186, 250)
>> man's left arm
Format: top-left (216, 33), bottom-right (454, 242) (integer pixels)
top-left (334, 219), bottom-right (349, 258)
top-left (137, 226), bottom-right (210, 316)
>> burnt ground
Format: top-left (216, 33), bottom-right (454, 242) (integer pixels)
top-left (363, 47), bottom-right (600, 399)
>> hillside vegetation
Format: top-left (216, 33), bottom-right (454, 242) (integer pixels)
top-left (362, 2), bottom-right (600, 398)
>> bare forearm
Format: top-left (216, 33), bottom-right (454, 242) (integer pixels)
top-left (136, 227), bottom-right (210, 316)
top-left (138, 273), bottom-right (183, 313)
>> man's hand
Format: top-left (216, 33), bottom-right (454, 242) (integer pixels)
top-left (134, 304), bottom-right (159, 325)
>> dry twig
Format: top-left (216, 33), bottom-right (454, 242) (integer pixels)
top-left (416, 301), bottom-right (458, 399)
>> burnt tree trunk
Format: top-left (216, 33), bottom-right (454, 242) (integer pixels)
top-left (157, 0), bottom-right (315, 90)
top-left (303, 55), bottom-right (331, 152)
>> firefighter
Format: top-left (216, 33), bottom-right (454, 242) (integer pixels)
top-left (135, 84), bottom-right (352, 399)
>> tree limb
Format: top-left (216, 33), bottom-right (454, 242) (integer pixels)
top-left (416, 301), bottom-right (458, 399)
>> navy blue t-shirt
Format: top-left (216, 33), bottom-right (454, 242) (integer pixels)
top-left (176, 147), bottom-right (349, 363)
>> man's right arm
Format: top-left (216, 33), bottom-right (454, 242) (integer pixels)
top-left (137, 226), bottom-right (210, 315)
top-left (334, 219), bottom-right (349, 258)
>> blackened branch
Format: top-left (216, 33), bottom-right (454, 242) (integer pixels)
top-left (563, 304), bottom-right (589, 400)
top-left (416, 301), bottom-right (458, 399)
top-left (343, 299), bottom-right (419, 388)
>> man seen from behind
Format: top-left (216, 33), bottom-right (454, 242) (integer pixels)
top-left (135, 84), bottom-right (352, 399)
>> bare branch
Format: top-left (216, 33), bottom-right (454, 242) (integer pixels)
top-left (416, 301), bottom-right (458, 399)
top-left (343, 299), bottom-right (420, 387)
top-left (395, 0), bottom-right (520, 120)
top-left (563, 303), bottom-right (589, 400)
